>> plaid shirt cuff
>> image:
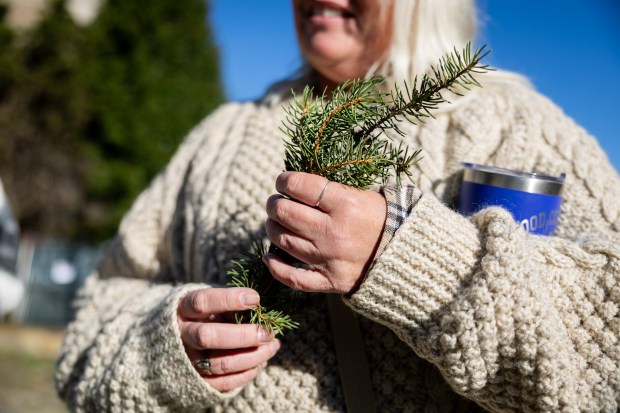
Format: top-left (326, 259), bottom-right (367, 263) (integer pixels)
top-left (374, 184), bottom-right (423, 259)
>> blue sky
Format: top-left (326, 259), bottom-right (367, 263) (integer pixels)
top-left (209, 1), bottom-right (619, 172)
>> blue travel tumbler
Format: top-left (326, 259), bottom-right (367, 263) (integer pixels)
top-left (457, 163), bottom-right (565, 236)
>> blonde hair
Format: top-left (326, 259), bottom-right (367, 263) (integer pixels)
top-left (380, 0), bottom-right (477, 83)
top-left (378, 0), bottom-right (528, 90)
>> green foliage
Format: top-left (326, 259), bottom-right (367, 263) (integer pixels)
top-left (0, 0), bottom-right (223, 241)
top-left (283, 77), bottom-right (422, 189)
top-left (229, 44), bottom-right (490, 335)
top-left (228, 240), bottom-right (302, 336)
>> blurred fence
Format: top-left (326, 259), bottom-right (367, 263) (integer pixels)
top-left (13, 238), bottom-right (102, 326)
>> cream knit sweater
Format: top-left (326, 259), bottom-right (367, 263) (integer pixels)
top-left (55, 80), bottom-right (620, 412)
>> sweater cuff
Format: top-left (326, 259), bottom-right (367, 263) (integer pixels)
top-left (374, 184), bottom-right (423, 258)
top-left (145, 284), bottom-right (242, 408)
top-left (346, 195), bottom-right (482, 332)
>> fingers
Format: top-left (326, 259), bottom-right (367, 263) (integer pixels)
top-left (264, 219), bottom-right (320, 264)
top-left (181, 321), bottom-right (273, 350)
top-left (177, 288), bottom-right (282, 393)
top-left (191, 340), bottom-right (281, 377)
top-left (263, 252), bottom-right (333, 293)
top-left (275, 172), bottom-right (342, 212)
top-left (205, 365), bottom-right (263, 393)
top-left (179, 287), bottom-right (260, 320)
top-left (265, 194), bottom-right (326, 237)
top-left (186, 341), bottom-right (281, 393)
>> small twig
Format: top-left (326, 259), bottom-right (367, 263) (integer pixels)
top-left (317, 158), bottom-right (375, 175)
top-left (311, 97), bottom-right (364, 172)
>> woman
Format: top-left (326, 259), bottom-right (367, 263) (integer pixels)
top-left (55, 0), bottom-right (620, 411)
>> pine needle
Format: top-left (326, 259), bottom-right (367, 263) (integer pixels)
top-left (228, 43), bottom-right (491, 335)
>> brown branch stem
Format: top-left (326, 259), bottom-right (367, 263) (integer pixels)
top-left (311, 97), bottom-right (364, 172)
top-left (317, 158), bottom-right (375, 175)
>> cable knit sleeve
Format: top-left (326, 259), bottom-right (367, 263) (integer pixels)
top-left (346, 84), bottom-right (620, 412)
top-left (55, 104), bottom-right (245, 412)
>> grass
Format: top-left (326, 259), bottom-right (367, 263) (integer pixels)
top-left (0, 324), bottom-right (67, 413)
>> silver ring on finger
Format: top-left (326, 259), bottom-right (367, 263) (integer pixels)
top-left (194, 357), bottom-right (213, 375)
top-left (315, 180), bottom-right (330, 208)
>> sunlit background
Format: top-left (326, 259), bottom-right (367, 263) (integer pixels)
top-left (0, 1), bottom-right (618, 412)
top-left (210, 0), bottom-right (619, 170)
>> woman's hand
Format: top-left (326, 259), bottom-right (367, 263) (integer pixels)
top-left (177, 287), bottom-right (280, 393)
top-left (264, 171), bottom-right (386, 295)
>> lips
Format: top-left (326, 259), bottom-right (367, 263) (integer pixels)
top-left (308, 7), bottom-right (354, 18)
top-left (304, 1), bottom-right (355, 19)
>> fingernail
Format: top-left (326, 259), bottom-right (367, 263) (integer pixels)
top-left (241, 292), bottom-right (260, 307)
top-left (258, 328), bottom-right (272, 343)
top-left (270, 340), bottom-right (281, 354)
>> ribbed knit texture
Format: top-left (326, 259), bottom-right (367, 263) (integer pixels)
top-left (55, 80), bottom-right (620, 412)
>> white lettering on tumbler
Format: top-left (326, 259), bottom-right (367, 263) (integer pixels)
top-left (520, 209), bottom-right (560, 234)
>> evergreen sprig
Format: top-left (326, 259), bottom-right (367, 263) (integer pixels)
top-left (228, 240), bottom-right (305, 335)
top-left (282, 77), bottom-right (421, 188)
top-left (228, 43), bottom-right (490, 335)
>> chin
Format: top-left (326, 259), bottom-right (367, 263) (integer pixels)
top-left (306, 33), bottom-right (352, 55)
top-left (316, 63), bottom-right (366, 86)
top-left (304, 43), bottom-right (361, 74)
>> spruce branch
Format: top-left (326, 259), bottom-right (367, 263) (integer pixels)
top-left (354, 43), bottom-right (490, 142)
top-left (228, 43), bottom-right (491, 335)
top-left (228, 240), bottom-right (305, 334)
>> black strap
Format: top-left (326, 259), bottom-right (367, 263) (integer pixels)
top-left (326, 294), bottom-right (377, 413)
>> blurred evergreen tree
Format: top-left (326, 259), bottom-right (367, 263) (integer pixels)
top-left (0, 0), bottom-right (223, 242)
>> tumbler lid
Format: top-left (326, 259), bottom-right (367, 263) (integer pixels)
top-left (461, 162), bottom-right (565, 196)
